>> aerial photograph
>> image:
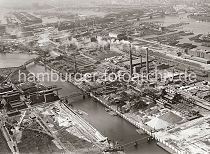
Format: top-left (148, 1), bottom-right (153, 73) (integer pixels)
top-left (0, 0), bottom-right (210, 154)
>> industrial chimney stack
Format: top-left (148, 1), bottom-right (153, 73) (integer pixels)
top-left (146, 47), bottom-right (149, 74)
top-left (129, 44), bottom-right (133, 77)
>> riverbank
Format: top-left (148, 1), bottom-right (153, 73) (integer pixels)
top-left (34, 101), bottom-right (108, 154)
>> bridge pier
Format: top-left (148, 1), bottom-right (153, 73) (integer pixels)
top-left (147, 136), bottom-right (155, 143)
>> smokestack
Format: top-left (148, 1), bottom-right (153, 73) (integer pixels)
top-left (129, 44), bottom-right (133, 77)
top-left (140, 55), bottom-right (142, 68)
top-left (146, 47), bottom-right (149, 74)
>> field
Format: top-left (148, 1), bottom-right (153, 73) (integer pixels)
top-left (17, 129), bottom-right (64, 154)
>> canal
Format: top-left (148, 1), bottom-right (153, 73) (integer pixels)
top-left (27, 63), bottom-right (168, 154)
top-left (0, 53), bottom-right (169, 154)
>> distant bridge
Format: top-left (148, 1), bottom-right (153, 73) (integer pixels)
top-left (23, 55), bottom-right (42, 67)
top-left (0, 56), bottom-right (42, 84)
top-left (103, 136), bottom-right (151, 152)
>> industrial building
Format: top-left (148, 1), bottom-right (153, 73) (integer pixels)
top-left (2, 91), bottom-right (27, 112)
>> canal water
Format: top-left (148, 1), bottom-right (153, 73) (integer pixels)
top-left (0, 53), bottom-right (168, 154)
top-left (148, 13), bottom-right (210, 51)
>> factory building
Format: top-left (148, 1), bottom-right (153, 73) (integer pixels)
top-left (29, 89), bottom-right (60, 105)
top-left (2, 92), bottom-right (27, 112)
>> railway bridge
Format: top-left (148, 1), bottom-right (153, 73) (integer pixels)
top-left (0, 56), bottom-right (43, 84)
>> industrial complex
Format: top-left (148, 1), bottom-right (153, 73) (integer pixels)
top-left (1, 0), bottom-right (210, 154)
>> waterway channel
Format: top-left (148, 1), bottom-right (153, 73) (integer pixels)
top-left (0, 53), bottom-right (169, 154)
top-left (27, 62), bottom-right (168, 154)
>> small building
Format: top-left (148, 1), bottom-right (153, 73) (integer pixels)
top-left (189, 49), bottom-right (210, 64)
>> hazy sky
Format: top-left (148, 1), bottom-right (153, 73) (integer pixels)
top-left (0, 0), bottom-right (90, 7)
top-left (0, 0), bottom-right (35, 6)
top-left (0, 0), bottom-right (203, 8)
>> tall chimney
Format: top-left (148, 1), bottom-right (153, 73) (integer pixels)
top-left (129, 44), bottom-right (133, 77)
top-left (146, 47), bottom-right (149, 74)
top-left (140, 55), bottom-right (142, 68)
